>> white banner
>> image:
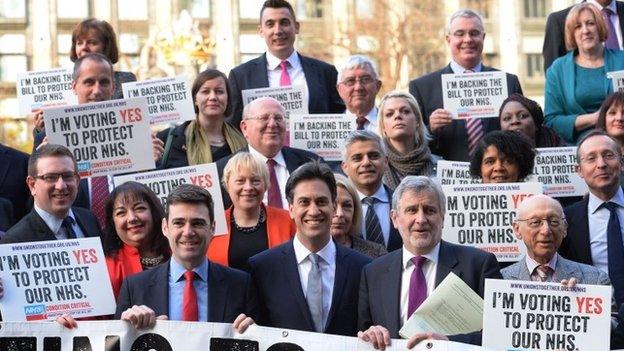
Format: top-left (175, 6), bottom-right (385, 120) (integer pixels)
top-left (16, 68), bottom-right (78, 115)
top-left (436, 160), bottom-right (480, 185)
top-left (607, 70), bottom-right (624, 92)
top-left (526, 147), bottom-right (588, 197)
top-left (241, 85), bottom-right (309, 114)
top-left (441, 71), bottom-right (508, 119)
top-left (0, 238), bottom-right (115, 321)
top-left (290, 114), bottom-right (354, 161)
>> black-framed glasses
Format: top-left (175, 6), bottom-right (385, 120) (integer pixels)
top-left (33, 172), bottom-right (78, 183)
top-left (245, 114), bottom-right (286, 124)
top-left (515, 217), bottom-right (566, 228)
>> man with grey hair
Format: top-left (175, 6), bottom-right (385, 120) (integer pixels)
top-left (358, 175), bottom-right (501, 348)
top-left (409, 9), bottom-right (522, 161)
top-left (337, 55), bottom-right (382, 133)
top-left (341, 130), bottom-right (402, 251)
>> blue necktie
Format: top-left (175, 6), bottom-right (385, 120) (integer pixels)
top-left (62, 217), bottom-right (76, 239)
top-left (604, 202), bottom-right (624, 307)
top-left (362, 197), bottom-right (384, 246)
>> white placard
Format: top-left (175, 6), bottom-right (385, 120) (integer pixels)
top-left (607, 69), bottom-right (624, 92)
top-left (436, 160), bottom-right (480, 185)
top-left (483, 279), bottom-right (611, 351)
top-left (113, 163), bottom-right (227, 236)
top-left (290, 114), bottom-right (354, 161)
top-left (441, 71), bottom-right (508, 119)
top-left (442, 182), bottom-right (543, 262)
top-left (526, 147), bottom-right (588, 197)
top-left (241, 85), bottom-right (309, 114)
top-left (0, 238), bottom-right (115, 321)
top-left (122, 75), bottom-right (194, 125)
top-left (16, 68), bottom-right (78, 115)
top-left (43, 97), bottom-right (155, 178)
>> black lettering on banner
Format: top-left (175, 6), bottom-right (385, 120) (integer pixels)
top-left (130, 333), bottom-right (173, 351)
top-left (0, 337), bottom-right (36, 350)
top-left (73, 336), bottom-right (93, 350)
top-left (210, 338), bottom-right (259, 351)
top-left (44, 337), bottom-right (61, 351)
top-left (266, 343), bottom-right (305, 351)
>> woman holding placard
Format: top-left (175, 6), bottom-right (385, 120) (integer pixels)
top-left (207, 152), bottom-right (294, 272)
top-left (544, 3), bottom-right (624, 144)
top-left (157, 69), bottom-right (246, 168)
top-left (377, 91), bottom-right (436, 190)
top-left (469, 130), bottom-right (535, 184)
top-left (499, 94), bottom-right (565, 148)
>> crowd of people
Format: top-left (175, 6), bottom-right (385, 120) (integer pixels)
top-left (4, 0), bottom-right (624, 349)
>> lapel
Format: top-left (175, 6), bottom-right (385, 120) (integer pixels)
top-left (73, 209), bottom-right (96, 238)
top-left (517, 259), bottom-right (533, 281)
top-left (380, 250), bottom-right (403, 335)
top-left (299, 54), bottom-right (321, 111)
top-left (617, 2), bottom-right (624, 35)
top-left (281, 147), bottom-right (300, 173)
top-left (283, 242), bottom-right (315, 330)
top-left (208, 261), bottom-right (227, 322)
top-left (251, 54), bottom-right (270, 88)
top-left (435, 241), bottom-right (460, 286)
top-left (573, 196), bottom-right (592, 263)
top-left (326, 242), bottom-right (348, 330)
top-left (29, 209), bottom-right (57, 241)
top-left (0, 145), bottom-right (10, 188)
top-left (383, 185), bottom-right (402, 252)
top-left (149, 263), bottom-right (170, 316)
top-left (553, 256), bottom-right (579, 282)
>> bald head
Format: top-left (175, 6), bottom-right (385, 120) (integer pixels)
top-left (240, 97), bottom-right (287, 158)
top-left (516, 194), bottom-right (563, 219)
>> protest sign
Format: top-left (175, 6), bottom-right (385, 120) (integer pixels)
top-left (0, 238), bottom-right (115, 321)
top-left (16, 68), bottom-right (78, 115)
top-left (442, 71), bottom-right (508, 119)
top-left (526, 147), bottom-right (588, 197)
top-left (442, 182), bottom-right (542, 262)
top-left (607, 70), bottom-right (624, 92)
top-left (122, 75), bottom-right (194, 125)
top-left (0, 320), bottom-right (496, 351)
top-left (483, 279), bottom-right (611, 351)
top-left (113, 163), bottom-right (227, 236)
top-left (436, 160), bottom-right (481, 185)
top-left (241, 85), bottom-right (309, 115)
top-left (43, 97), bottom-right (155, 178)
top-left (290, 114), bottom-right (354, 161)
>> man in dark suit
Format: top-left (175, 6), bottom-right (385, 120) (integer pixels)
top-left (0, 143), bottom-right (29, 225)
top-left (0, 144), bottom-right (102, 243)
top-left (115, 184), bottom-right (255, 331)
top-left (409, 9), bottom-right (523, 162)
top-left (216, 97), bottom-right (323, 209)
top-left (543, 0), bottom-right (624, 71)
top-left (341, 131), bottom-right (402, 252)
top-left (358, 176), bottom-right (502, 349)
top-left (227, 0), bottom-right (343, 129)
top-left (559, 130), bottom-right (624, 307)
top-left (247, 161), bottom-right (371, 336)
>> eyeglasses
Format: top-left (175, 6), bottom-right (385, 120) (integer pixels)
top-left (579, 151), bottom-right (619, 164)
top-left (451, 30), bottom-right (484, 39)
top-left (245, 114), bottom-right (286, 124)
top-left (33, 172), bottom-right (78, 183)
top-left (340, 76), bottom-right (376, 87)
top-left (515, 217), bottom-right (566, 228)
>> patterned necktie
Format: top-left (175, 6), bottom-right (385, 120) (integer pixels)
top-left (183, 270), bottom-right (198, 321)
top-left (463, 69), bottom-right (484, 155)
top-left (535, 265), bottom-right (553, 282)
top-left (408, 256), bottom-right (427, 317)
top-left (266, 159), bottom-right (283, 208)
top-left (62, 216), bottom-right (76, 239)
top-left (306, 253), bottom-right (324, 332)
top-left (602, 8), bottom-right (620, 50)
top-left (90, 176), bottom-right (109, 229)
top-left (604, 202), bottom-right (624, 306)
top-left (279, 60), bottom-right (291, 86)
top-left (362, 197), bottom-right (384, 245)
top-left (356, 116), bottom-right (367, 130)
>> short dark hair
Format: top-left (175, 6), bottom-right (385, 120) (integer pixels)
top-left (103, 181), bottom-right (170, 258)
top-left (597, 92), bottom-right (624, 131)
top-left (70, 18), bottom-right (120, 63)
top-left (285, 161), bottom-right (337, 204)
top-left (469, 130), bottom-right (536, 181)
top-left (165, 184), bottom-right (214, 224)
top-left (28, 144), bottom-right (77, 178)
top-left (260, 0), bottom-right (296, 21)
top-left (576, 129), bottom-right (622, 160)
top-left (73, 52), bottom-right (114, 83)
top-left (191, 68), bottom-right (232, 116)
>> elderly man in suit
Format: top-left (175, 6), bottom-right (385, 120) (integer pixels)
top-left (409, 9), bottom-right (522, 161)
top-left (358, 176), bottom-right (502, 349)
top-left (0, 144), bottom-right (101, 243)
top-left (247, 161), bottom-right (371, 336)
top-left (336, 55), bottom-right (382, 133)
top-left (227, 0), bottom-right (343, 129)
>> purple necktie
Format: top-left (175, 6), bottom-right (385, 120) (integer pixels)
top-left (408, 256), bottom-right (427, 317)
top-left (603, 8), bottom-right (620, 50)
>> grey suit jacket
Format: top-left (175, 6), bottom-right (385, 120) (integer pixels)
top-left (502, 254), bottom-right (610, 285)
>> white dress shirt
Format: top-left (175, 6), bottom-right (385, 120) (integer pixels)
top-left (266, 50), bottom-right (310, 95)
top-left (34, 205), bottom-right (85, 240)
top-left (450, 59), bottom-right (483, 74)
top-left (346, 107), bottom-right (379, 135)
top-left (587, 187), bottom-right (624, 274)
top-left (589, 0), bottom-right (623, 49)
top-left (248, 145), bottom-right (289, 209)
top-left (293, 235), bottom-right (336, 330)
top-left (525, 253), bottom-right (558, 281)
top-left (358, 185), bottom-right (391, 246)
top-left (399, 244), bottom-right (440, 326)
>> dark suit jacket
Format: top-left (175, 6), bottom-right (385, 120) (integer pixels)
top-left (0, 197), bottom-right (13, 232)
top-left (559, 195), bottom-right (593, 265)
top-left (0, 144), bottom-right (29, 224)
top-left (115, 260), bottom-right (256, 322)
top-left (543, 1), bottom-right (624, 71)
top-left (370, 184), bottom-right (402, 252)
top-left (249, 240), bottom-right (371, 336)
top-left (0, 207), bottom-right (102, 243)
top-left (227, 53), bottom-right (345, 129)
top-left (216, 145), bottom-right (325, 208)
top-left (358, 240), bottom-right (502, 343)
top-left (408, 64), bottom-right (523, 161)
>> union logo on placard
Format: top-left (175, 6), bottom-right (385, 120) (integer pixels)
top-left (24, 304), bottom-right (46, 321)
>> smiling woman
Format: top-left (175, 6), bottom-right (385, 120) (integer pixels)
top-left (469, 130), bottom-right (536, 183)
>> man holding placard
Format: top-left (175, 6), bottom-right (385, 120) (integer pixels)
top-left (336, 55), bottom-right (382, 133)
top-left (1, 144), bottom-right (101, 243)
top-left (408, 9), bottom-right (522, 162)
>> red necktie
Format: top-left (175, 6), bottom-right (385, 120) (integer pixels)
top-left (356, 116), bottom-right (367, 130)
top-left (90, 176), bottom-right (109, 229)
top-left (183, 270), bottom-right (198, 321)
top-left (267, 159), bottom-right (283, 208)
top-left (280, 60), bottom-right (291, 86)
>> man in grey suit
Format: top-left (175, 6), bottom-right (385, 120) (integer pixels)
top-left (503, 194), bottom-right (610, 285)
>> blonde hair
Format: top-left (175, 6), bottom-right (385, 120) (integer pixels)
top-left (565, 3), bottom-right (608, 51)
top-left (333, 173), bottom-right (362, 237)
top-left (222, 152), bottom-right (270, 192)
top-left (377, 90), bottom-right (431, 144)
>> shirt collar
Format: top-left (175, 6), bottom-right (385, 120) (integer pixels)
top-left (248, 144), bottom-right (287, 168)
top-left (450, 59), bottom-right (483, 74)
top-left (525, 252), bottom-right (558, 274)
top-left (402, 242), bottom-right (440, 270)
top-left (588, 187), bottom-right (624, 214)
top-left (34, 204), bottom-right (75, 234)
top-left (346, 106), bottom-right (378, 124)
top-left (357, 184), bottom-right (388, 203)
top-left (170, 257), bottom-right (209, 283)
top-left (293, 235), bottom-right (336, 265)
top-left (266, 50), bottom-right (300, 71)
top-left (588, 0), bottom-right (616, 12)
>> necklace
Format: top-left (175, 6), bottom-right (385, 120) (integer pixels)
top-left (232, 207), bottom-right (266, 233)
top-left (140, 254), bottom-right (164, 268)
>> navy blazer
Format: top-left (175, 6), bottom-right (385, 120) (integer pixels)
top-left (0, 207), bottom-right (102, 243)
top-left (115, 260), bottom-right (257, 322)
top-left (358, 240), bottom-right (502, 343)
top-left (227, 53), bottom-right (344, 130)
top-left (378, 184), bottom-right (402, 252)
top-left (249, 240), bottom-right (371, 336)
top-left (559, 195), bottom-right (593, 265)
top-left (408, 64), bottom-right (523, 161)
top-left (0, 144), bottom-right (30, 224)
